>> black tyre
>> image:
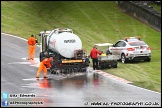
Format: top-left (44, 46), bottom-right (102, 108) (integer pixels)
top-left (112, 61), bottom-right (118, 68)
top-left (99, 62), bottom-right (104, 69)
top-left (39, 52), bottom-right (45, 62)
top-left (144, 58), bottom-right (151, 62)
top-left (121, 54), bottom-right (128, 64)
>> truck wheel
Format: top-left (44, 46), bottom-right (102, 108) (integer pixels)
top-left (112, 65), bottom-right (117, 68)
top-left (99, 62), bottom-right (104, 69)
top-left (40, 52), bottom-right (44, 62)
top-left (112, 61), bottom-right (117, 68)
top-left (121, 54), bottom-right (128, 64)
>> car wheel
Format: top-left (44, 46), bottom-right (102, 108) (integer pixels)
top-left (144, 58), bottom-right (151, 62)
top-left (121, 54), bottom-right (127, 64)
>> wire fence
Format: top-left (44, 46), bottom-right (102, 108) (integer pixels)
top-left (116, 1), bottom-right (161, 32)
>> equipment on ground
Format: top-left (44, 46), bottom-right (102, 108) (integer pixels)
top-left (38, 28), bottom-right (90, 75)
top-left (94, 43), bottom-right (119, 69)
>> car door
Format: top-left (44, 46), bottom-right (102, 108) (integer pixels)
top-left (117, 41), bottom-right (127, 56)
top-left (116, 41), bottom-right (126, 56)
top-left (110, 41), bottom-right (122, 56)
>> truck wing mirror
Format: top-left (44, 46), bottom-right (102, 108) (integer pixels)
top-left (36, 39), bottom-right (38, 43)
top-left (38, 34), bottom-right (41, 36)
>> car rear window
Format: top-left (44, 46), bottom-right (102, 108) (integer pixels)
top-left (128, 41), bottom-right (147, 46)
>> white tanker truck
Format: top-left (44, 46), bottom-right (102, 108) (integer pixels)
top-left (38, 28), bottom-right (90, 74)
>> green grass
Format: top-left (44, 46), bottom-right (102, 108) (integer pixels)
top-left (150, 4), bottom-right (161, 12)
top-left (1, 1), bottom-right (161, 93)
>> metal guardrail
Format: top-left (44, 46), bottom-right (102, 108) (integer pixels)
top-left (116, 1), bottom-right (161, 31)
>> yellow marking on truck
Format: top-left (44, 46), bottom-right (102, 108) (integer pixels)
top-left (101, 54), bottom-right (106, 56)
top-left (62, 60), bottom-right (82, 63)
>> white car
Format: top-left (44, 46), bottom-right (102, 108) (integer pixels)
top-left (109, 36), bottom-right (151, 63)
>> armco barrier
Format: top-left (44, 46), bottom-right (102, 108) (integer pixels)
top-left (117, 1), bottom-right (161, 31)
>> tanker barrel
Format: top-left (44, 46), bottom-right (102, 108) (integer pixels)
top-left (47, 32), bottom-right (82, 58)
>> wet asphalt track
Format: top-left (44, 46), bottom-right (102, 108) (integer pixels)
top-left (1, 33), bottom-right (161, 107)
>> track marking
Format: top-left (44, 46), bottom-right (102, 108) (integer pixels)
top-left (8, 62), bottom-right (31, 64)
top-left (1, 32), bottom-right (40, 47)
top-left (85, 67), bottom-right (132, 83)
top-left (93, 69), bottom-right (132, 84)
top-left (8, 58), bottom-right (40, 67)
top-left (22, 78), bottom-right (40, 81)
top-left (22, 78), bottom-right (45, 81)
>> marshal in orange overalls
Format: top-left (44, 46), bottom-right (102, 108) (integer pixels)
top-left (27, 35), bottom-right (36, 60)
top-left (36, 57), bottom-right (53, 78)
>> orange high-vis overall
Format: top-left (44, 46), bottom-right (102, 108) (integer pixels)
top-left (36, 58), bottom-right (52, 78)
top-left (27, 37), bottom-right (36, 60)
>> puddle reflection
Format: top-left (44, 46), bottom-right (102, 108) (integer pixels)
top-left (36, 78), bottom-right (52, 88)
top-left (24, 72), bottom-right (105, 107)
